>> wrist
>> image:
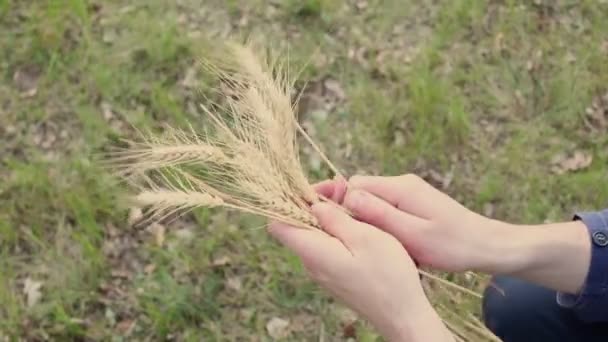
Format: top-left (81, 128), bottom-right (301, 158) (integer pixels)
top-left (478, 218), bottom-right (591, 293)
top-left (382, 302), bottom-right (453, 342)
top-left (512, 221), bottom-right (591, 293)
top-left (466, 214), bottom-right (529, 275)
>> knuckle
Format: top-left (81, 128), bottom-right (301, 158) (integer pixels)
top-left (366, 201), bottom-right (391, 224)
top-left (399, 173), bottom-right (425, 189)
top-left (401, 173), bottom-right (423, 183)
top-left (348, 175), bottom-right (365, 186)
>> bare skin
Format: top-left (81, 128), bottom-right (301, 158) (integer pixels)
top-left (269, 175), bottom-right (592, 341)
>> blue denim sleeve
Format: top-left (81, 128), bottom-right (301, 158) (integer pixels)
top-left (557, 209), bottom-right (608, 322)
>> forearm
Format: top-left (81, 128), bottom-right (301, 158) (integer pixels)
top-left (478, 218), bottom-right (591, 294)
top-left (382, 302), bottom-right (455, 342)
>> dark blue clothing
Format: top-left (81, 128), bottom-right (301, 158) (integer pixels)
top-left (483, 276), bottom-right (608, 342)
top-left (558, 210), bottom-right (608, 322)
top-left (483, 210), bottom-right (608, 341)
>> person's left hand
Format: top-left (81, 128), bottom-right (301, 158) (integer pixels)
top-left (268, 182), bottom-right (453, 341)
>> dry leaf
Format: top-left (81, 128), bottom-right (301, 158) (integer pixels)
top-left (180, 67), bottom-right (198, 89)
top-left (101, 102), bottom-right (114, 121)
top-left (115, 318), bottom-right (136, 335)
top-left (13, 66), bottom-right (40, 98)
top-left (583, 91), bottom-right (608, 131)
top-left (226, 276), bottom-right (242, 291)
top-left (494, 32), bottom-right (505, 52)
top-left (173, 228), bottom-right (194, 240)
top-left (266, 317), bottom-right (290, 339)
top-left (144, 263), bottom-right (156, 274)
top-left (111, 269), bottom-right (130, 279)
top-left (102, 28), bottom-right (118, 43)
top-left (239, 308), bottom-right (255, 321)
top-left (335, 306), bottom-right (358, 337)
top-left (147, 223), bottom-right (165, 247)
top-left (211, 255), bottom-right (231, 266)
top-left (355, 0), bottom-right (368, 10)
top-left (127, 207), bottom-right (143, 226)
top-left (552, 151), bottom-right (593, 174)
top-left (23, 277), bottom-right (42, 308)
top-left (289, 313), bottom-right (316, 332)
top-left (323, 78), bottom-right (345, 101)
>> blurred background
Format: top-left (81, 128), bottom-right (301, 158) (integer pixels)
top-left (1, 0), bottom-right (607, 340)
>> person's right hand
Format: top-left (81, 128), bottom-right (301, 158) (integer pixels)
top-left (324, 174), bottom-right (518, 273)
top-left (325, 174), bottom-right (591, 294)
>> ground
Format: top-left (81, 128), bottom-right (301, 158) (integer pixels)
top-left (1, 0), bottom-right (607, 340)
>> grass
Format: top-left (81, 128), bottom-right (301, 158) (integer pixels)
top-left (1, 0), bottom-right (607, 340)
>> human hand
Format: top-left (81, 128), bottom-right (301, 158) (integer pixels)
top-left (335, 175), bottom-right (591, 294)
top-left (329, 174), bottom-right (513, 273)
top-left (268, 187), bottom-right (453, 341)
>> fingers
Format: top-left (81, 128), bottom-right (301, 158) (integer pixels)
top-left (342, 189), bottom-right (428, 239)
top-left (348, 174), bottom-right (444, 218)
top-left (268, 221), bottom-right (348, 268)
top-left (313, 178), bottom-right (348, 203)
top-left (311, 202), bottom-right (369, 248)
top-left (313, 180), bottom-right (337, 199)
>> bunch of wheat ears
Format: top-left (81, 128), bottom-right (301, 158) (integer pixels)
top-left (108, 42), bottom-right (498, 342)
top-left (110, 43), bottom-right (339, 229)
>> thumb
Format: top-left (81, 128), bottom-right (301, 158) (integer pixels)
top-left (311, 202), bottom-right (368, 248)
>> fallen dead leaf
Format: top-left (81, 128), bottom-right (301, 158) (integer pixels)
top-left (13, 66), bottom-right (40, 98)
top-left (601, 39), bottom-right (608, 55)
top-left (323, 78), bottom-right (345, 101)
top-left (127, 207), bottom-right (143, 227)
top-left (23, 277), bottom-right (43, 308)
top-left (115, 318), bottom-right (136, 335)
top-left (105, 308), bottom-right (116, 326)
top-left (289, 313), bottom-right (316, 333)
top-left (354, 0), bottom-right (368, 10)
top-left (102, 28), bottom-right (118, 43)
top-left (426, 169), bottom-right (453, 190)
top-left (173, 227), bottom-right (194, 240)
top-left (266, 317), bottom-right (290, 339)
top-left (180, 67), bottom-right (198, 89)
top-left (494, 32), bottom-right (505, 52)
top-left (147, 223), bottom-right (165, 247)
top-left (144, 263), bottom-right (156, 274)
top-left (335, 306), bottom-right (358, 338)
top-left (211, 255), bottom-right (231, 267)
top-left (239, 308), bottom-right (255, 321)
top-left (551, 151), bottom-right (593, 174)
top-left (583, 91), bottom-right (608, 131)
top-left (565, 51), bottom-right (576, 64)
top-left (5, 125), bottom-right (17, 136)
top-left (101, 102), bottom-right (114, 121)
top-left (225, 276), bottom-right (242, 291)
top-left (110, 269), bottom-right (130, 279)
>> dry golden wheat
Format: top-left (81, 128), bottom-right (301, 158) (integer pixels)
top-left (108, 42), bottom-right (326, 229)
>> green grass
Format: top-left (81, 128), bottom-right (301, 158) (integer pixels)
top-left (1, 0), bottom-right (607, 340)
